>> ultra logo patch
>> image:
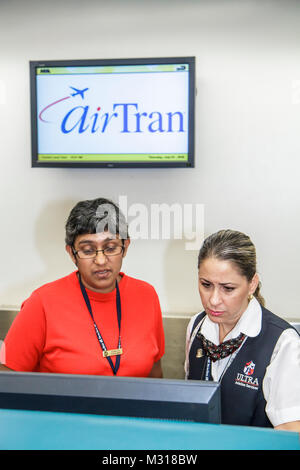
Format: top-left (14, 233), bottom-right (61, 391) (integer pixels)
top-left (235, 360), bottom-right (259, 390)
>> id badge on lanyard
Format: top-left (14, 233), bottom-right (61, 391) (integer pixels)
top-left (78, 275), bottom-right (122, 375)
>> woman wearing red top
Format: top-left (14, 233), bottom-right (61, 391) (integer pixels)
top-left (0, 198), bottom-right (164, 378)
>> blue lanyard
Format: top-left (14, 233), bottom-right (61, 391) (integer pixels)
top-left (204, 357), bottom-right (212, 381)
top-left (78, 275), bottom-right (122, 375)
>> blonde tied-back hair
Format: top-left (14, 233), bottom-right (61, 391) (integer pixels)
top-left (198, 229), bottom-right (265, 307)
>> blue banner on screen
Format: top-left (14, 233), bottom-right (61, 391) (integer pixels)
top-left (30, 57), bottom-right (195, 168)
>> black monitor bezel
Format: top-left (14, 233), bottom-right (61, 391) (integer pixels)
top-left (30, 56), bottom-right (196, 169)
top-left (0, 372), bottom-right (220, 424)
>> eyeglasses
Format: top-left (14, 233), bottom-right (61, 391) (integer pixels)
top-left (73, 245), bottom-right (124, 259)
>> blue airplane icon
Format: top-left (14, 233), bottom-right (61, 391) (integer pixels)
top-left (70, 86), bottom-right (89, 99)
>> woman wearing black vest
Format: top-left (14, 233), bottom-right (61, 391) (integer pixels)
top-left (185, 230), bottom-right (300, 431)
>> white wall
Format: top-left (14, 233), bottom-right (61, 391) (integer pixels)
top-left (0, 0), bottom-right (300, 319)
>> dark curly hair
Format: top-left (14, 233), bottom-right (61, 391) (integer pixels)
top-left (65, 197), bottom-right (129, 247)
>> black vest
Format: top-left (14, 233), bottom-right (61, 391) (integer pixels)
top-left (187, 307), bottom-right (298, 427)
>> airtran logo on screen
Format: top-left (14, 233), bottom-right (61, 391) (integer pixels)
top-left (39, 86), bottom-right (186, 134)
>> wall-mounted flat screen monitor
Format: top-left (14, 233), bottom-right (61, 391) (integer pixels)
top-left (30, 57), bottom-right (195, 168)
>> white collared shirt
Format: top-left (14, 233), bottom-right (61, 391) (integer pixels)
top-left (185, 298), bottom-right (300, 427)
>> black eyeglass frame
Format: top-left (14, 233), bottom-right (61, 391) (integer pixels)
top-left (72, 241), bottom-right (125, 259)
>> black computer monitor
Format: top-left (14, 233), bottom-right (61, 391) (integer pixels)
top-left (30, 56), bottom-right (195, 169)
top-left (0, 372), bottom-right (220, 423)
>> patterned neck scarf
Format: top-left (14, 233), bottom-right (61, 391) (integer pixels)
top-left (197, 331), bottom-right (246, 362)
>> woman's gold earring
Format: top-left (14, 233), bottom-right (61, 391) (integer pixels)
top-left (248, 294), bottom-right (254, 302)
